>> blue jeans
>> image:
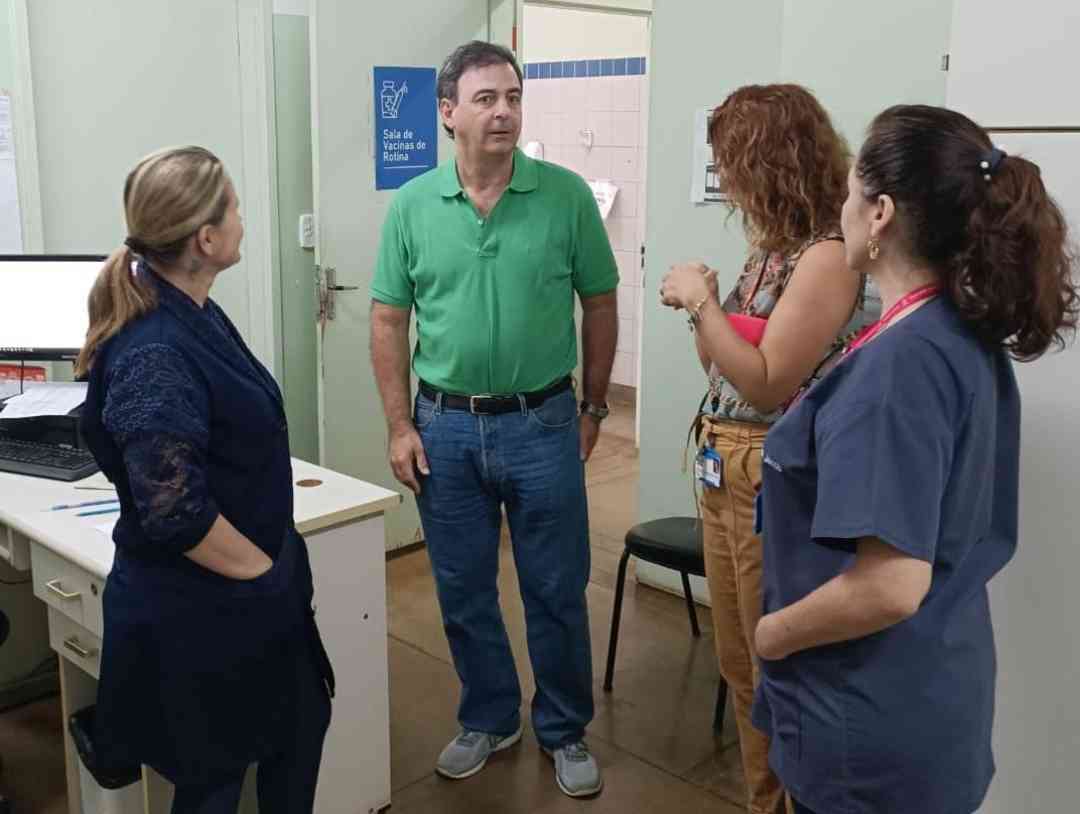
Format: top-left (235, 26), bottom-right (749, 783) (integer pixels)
top-left (414, 387), bottom-right (593, 749)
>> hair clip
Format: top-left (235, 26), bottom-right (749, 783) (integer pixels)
top-left (981, 147), bottom-right (1008, 182)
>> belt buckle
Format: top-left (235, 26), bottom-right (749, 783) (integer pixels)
top-left (469, 394), bottom-right (496, 415)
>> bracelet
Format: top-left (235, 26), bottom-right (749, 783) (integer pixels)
top-left (687, 294), bottom-right (710, 331)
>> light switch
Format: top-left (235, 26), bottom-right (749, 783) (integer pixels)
top-left (299, 213), bottom-right (316, 249)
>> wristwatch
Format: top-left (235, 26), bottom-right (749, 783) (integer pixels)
top-left (579, 400), bottom-right (610, 421)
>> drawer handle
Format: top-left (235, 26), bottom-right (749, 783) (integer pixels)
top-left (46, 579), bottom-right (81, 601)
top-left (63, 637), bottom-right (98, 659)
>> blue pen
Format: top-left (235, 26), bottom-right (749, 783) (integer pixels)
top-left (76, 506), bottom-right (122, 518)
top-left (51, 498), bottom-right (120, 511)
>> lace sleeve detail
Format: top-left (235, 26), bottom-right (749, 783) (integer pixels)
top-left (102, 344), bottom-right (209, 444)
top-left (120, 435), bottom-right (219, 552)
top-left (103, 344), bottom-right (218, 552)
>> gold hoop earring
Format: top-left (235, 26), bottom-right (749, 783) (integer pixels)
top-left (868, 238), bottom-right (881, 261)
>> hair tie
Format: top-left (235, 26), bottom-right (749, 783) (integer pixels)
top-left (979, 147), bottom-right (1007, 181)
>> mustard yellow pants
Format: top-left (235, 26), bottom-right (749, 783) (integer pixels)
top-left (699, 416), bottom-right (786, 814)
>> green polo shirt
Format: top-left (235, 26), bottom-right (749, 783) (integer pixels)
top-left (371, 149), bottom-right (619, 395)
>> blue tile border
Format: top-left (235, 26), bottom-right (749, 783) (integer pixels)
top-left (523, 56), bottom-right (648, 80)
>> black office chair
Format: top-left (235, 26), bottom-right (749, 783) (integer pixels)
top-left (603, 517), bottom-right (727, 733)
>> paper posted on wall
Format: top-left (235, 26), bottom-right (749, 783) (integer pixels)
top-left (0, 92), bottom-right (23, 253)
top-left (690, 107), bottom-right (727, 206)
top-left (588, 179), bottom-right (619, 221)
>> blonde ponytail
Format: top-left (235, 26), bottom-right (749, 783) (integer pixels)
top-left (75, 246), bottom-right (158, 377)
top-left (75, 146), bottom-right (231, 377)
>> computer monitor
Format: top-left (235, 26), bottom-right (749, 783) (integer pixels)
top-left (0, 255), bottom-right (106, 361)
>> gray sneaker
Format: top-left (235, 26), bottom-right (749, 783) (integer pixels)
top-left (543, 741), bottom-right (603, 797)
top-left (435, 724), bottom-right (523, 780)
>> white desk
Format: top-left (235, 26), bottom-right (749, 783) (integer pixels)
top-left (0, 459), bottom-right (400, 813)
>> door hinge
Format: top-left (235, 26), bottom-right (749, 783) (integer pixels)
top-left (941, 53), bottom-right (950, 72)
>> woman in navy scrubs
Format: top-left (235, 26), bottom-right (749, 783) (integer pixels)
top-left (751, 105), bottom-right (1078, 814)
top-left (76, 147), bottom-right (334, 814)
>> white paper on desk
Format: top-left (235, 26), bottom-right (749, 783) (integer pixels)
top-left (73, 471), bottom-right (115, 491)
top-left (0, 381), bottom-right (87, 420)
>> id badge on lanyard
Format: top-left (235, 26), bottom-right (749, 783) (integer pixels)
top-left (695, 446), bottom-right (723, 488)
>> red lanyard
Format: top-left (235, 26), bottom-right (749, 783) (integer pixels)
top-left (844, 284), bottom-right (941, 356)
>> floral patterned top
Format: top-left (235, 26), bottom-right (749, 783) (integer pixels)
top-left (705, 234), bottom-right (881, 424)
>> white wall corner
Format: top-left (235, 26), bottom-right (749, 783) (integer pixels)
top-left (10, 0), bottom-right (44, 252)
top-left (237, 0), bottom-right (282, 377)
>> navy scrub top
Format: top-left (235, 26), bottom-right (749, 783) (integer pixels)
top-left (752, 298), bottom-right (1020, 814)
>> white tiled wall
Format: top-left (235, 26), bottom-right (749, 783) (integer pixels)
top-left (521, 72), bottom-right (648, 388)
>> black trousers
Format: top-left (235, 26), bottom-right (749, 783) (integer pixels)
top-left (170, 643), bottom-right (331, 814)
top-left (792, 800), bottom-right (818, 814)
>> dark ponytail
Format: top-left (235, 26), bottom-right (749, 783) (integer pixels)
top-left (957, 155), bottom-right (1078, 359)
top-left (857, 105), bottom-right (1078, 361)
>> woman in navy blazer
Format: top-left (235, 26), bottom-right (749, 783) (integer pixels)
top-left (78, 146), bottom-right (333, 814)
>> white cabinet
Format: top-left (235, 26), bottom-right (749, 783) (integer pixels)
top-left (947, 0), bottom-right (1080, 126)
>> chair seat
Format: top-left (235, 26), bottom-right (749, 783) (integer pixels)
top-left (625, 517), bottom-right (705, 577)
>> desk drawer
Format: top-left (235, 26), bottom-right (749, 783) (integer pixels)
top-left (30, 542), bottom-right (105, 637)
top-left (48, 606), bottom-right (102, 680)
top-left (0, 524), bottom-right (32, 571)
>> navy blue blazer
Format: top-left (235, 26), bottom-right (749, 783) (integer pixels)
top-left (81, 266), bottom-right (330, 784)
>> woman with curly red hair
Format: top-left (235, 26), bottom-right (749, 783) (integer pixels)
top-left (659, 84), bottom-right (870, 814)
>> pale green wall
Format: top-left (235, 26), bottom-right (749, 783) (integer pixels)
top-left (0, 0), bottom-right (14, 91)
top-left (272, 13), bottom-right (318, 463)
top-left (638, 1), bottom-right (954, 525)
top-left (779, 0), bottom-right (952, 149)
top-left (638, 1), bottom-right (785, 523)
top-left (21, 0), bottom-right (253, 342)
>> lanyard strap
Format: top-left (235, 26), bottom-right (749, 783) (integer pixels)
top-left (845, 284), bottom-right (941, 355)
top-left (741, 253), bottom-right (770, 313)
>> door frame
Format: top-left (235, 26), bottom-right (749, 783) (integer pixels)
top-left (9, 0), bottom-right (44, 254)
top-left (236, 0), bottom-right (282, 375)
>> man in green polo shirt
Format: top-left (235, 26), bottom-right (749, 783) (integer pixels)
top-left (370, 41), bottom-right (618, 798)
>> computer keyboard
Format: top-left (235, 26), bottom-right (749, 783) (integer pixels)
top-left (0, 436), bottom-right (99, 481)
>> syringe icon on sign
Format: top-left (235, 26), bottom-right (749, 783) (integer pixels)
top-left (381, 81), bottom-right (408, 119)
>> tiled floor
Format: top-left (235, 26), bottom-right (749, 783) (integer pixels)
top-left (0, 393), bottom-right (748, 812)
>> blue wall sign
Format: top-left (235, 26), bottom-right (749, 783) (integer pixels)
top-left (374, 66), bottom-right (438, 191)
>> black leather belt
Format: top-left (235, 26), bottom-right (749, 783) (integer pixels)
top-left (418, 376), bottom-right (572, 415)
